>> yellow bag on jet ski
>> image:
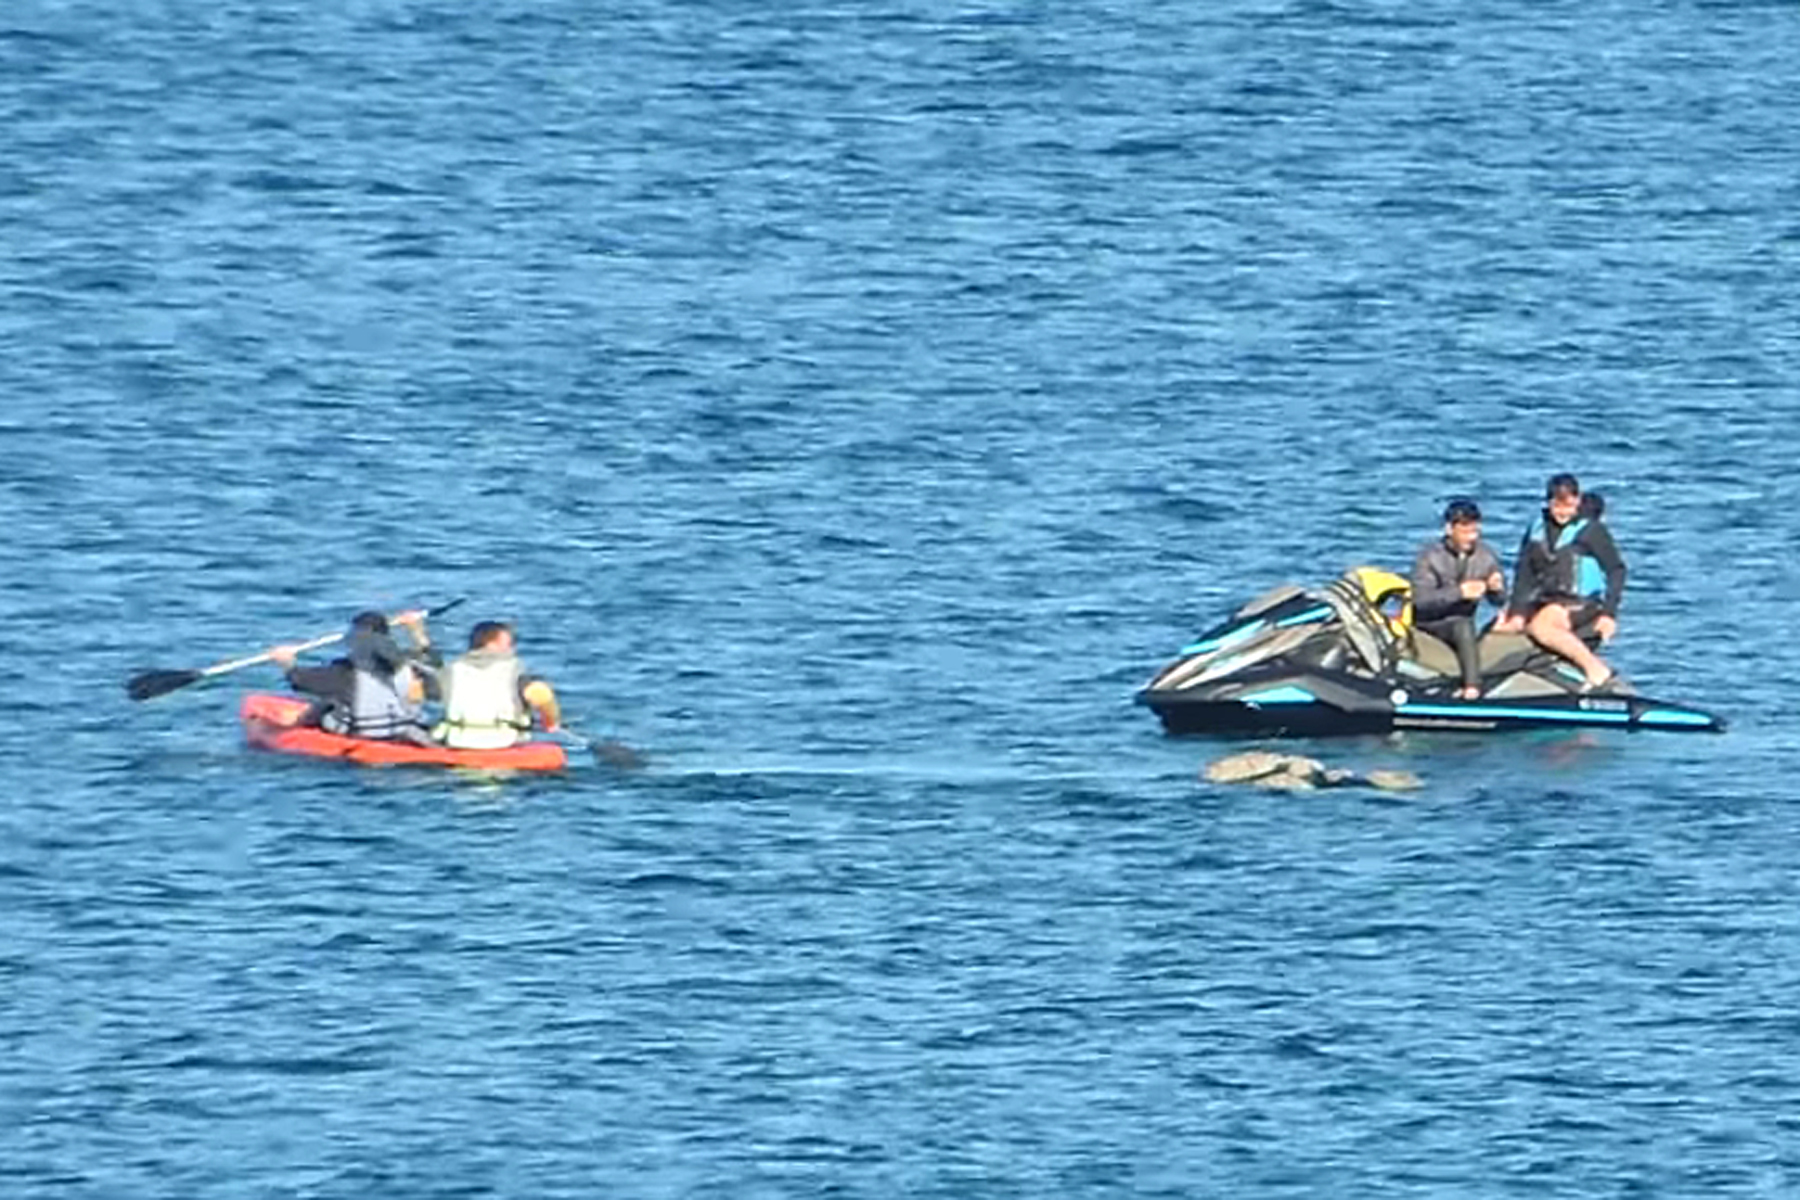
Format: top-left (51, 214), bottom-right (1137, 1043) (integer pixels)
top-left (1346, 566), bottom-right (1413, 638)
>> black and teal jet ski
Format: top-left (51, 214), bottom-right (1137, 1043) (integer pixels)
top-left (1139, 568), bottom-right (1724, 737)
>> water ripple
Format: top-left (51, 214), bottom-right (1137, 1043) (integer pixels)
top-left (4, 0), bottom-right (1800, 1196)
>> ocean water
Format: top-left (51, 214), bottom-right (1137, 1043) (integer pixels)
top-left (4, 1), bottom-right (1800, 1195)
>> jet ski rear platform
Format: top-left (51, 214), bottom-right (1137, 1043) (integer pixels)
top-left (1138, 570), bottom-right (1724, 738)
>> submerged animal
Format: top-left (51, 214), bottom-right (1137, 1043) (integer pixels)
top-left (1204, 751), bottom-right (1422, 792)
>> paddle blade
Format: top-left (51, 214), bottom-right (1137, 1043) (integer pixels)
top-left (126, 668), bottom-right (204, 702)
top-left (593, 739), bottom-right (645, 770)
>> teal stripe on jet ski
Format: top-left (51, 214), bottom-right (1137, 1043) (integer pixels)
top-left (1397, 702), bottom-right (1630, 724)
top-left (1239, 685), bottom-right (1318, 705)
top-left (1275, 606), bottom-right (1333, 627)
top-left (1182, 622), bottom-right (1263, 656)
top-left (1636, 708), bottom-right (1716, 727)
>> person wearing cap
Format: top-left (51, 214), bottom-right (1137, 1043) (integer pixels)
top-left (269, 608), bottom-right (440, 742)
top-left (1410, 498), bottom-right (1507, 699)
top-left (1494, 472), bottom-right (1627, 691)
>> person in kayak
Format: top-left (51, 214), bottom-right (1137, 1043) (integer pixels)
top-left (1410, 497), bottom-right (1507, 699)
top-left (433, 620), bottom-right (562, 749)
top-left (1494, 473), bottom-right (1627, 691)
top-left (270, 609), bottom-right (439, 744)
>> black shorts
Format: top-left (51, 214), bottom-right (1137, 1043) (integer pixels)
top-left (1532, 596), bottom-right (1605, 633)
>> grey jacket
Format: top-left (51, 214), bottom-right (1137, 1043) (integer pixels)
top-left (1411, 537), bottom-right (1507, 622)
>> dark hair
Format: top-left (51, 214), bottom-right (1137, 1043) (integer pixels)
top-left (1443, 497), bottom-right (1482, 524)
top-left (468, 620), bottom-right (514, 650)
top-left (1545, 473), bottom-right (1581, 499)
top-left (350, 610), bottom-right (389, 635)
top-left (1579, 491), bottom-right (1605, 519)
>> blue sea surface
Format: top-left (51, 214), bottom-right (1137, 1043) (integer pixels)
top-left (4, 1), bottom-right (1800, 1195)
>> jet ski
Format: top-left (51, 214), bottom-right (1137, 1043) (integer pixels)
top-left (1138, 567), bottom-right (1724, 736)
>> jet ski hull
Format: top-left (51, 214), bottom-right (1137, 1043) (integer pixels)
top-left (1140, 686), bottom-right (1725, 737)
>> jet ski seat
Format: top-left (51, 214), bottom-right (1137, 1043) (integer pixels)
top-left (1406, 630), bottom-right (1463, 678)
top-left (1405, 628), bottom-right (1542, 680)
top-left (1474, 630), bottom-right (1539, 675)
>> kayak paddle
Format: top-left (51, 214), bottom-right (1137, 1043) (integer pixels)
top-left (125, 597), bottom-right (467, 702)
top-left (556, 724), bottom-right (646, 770)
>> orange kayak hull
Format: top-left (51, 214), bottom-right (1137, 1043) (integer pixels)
top-left (240, 693), bottom-right (568, 772)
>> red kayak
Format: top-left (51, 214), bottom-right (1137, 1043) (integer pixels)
top-left (240, 693), bottom-right (568, 772)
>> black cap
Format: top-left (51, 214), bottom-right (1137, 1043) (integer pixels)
top-left (1443, 498), bottom-right (1482, 524)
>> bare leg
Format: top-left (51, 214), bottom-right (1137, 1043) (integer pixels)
top-left (1526, 604), bottom-right (1611, 687)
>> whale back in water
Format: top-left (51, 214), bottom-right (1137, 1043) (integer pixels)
top-left (1204, 751), bottom-right (1421, 792)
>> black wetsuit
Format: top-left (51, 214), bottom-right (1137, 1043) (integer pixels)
top-left (1410, 537), bottom-right (1507, 688)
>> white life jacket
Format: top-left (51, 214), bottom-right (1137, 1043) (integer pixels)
top-left (438, 651), bottom-right (530, 749)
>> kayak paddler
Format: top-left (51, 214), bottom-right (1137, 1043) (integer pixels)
top-left (269, 609), bottom-right (440, 745)
top-left (433, 620), bottom-right (561, 749)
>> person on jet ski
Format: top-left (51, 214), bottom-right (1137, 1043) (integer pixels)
top-left (1410, 498), bottom-right (1507, 699)
top-left (433, 620), bottom-right (562, 749)
top-left (1494, 473), bottom-right (1627, 691)
top-left (270, 609), bottom-right (440, 744)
